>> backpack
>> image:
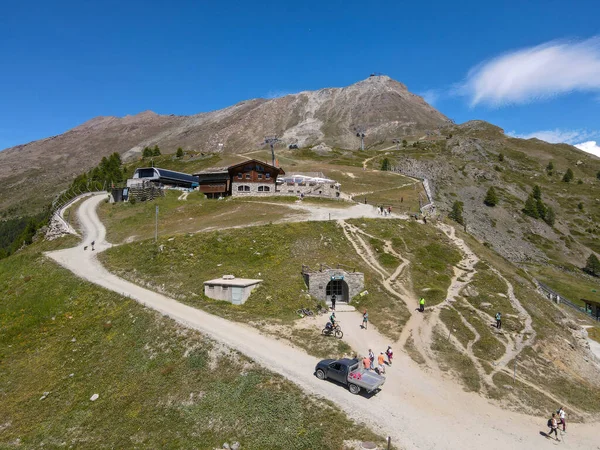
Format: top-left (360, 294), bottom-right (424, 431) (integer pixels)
top-left (547, 419), bottom-right (552, 428)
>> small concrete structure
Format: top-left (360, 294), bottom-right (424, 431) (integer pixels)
top-left (302, 264), bottom-right (364, 305)
top-left (203, 275), bottom-right (262, 305)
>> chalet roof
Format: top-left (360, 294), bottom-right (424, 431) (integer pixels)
top-left (227, 159), bottom-right (285, 175)
top-left (193, 167), bottom-right (230, 175)
top-left (134, 167), bottom-right (199, 185)
top-left (583, 298), bottom-right (600, 306)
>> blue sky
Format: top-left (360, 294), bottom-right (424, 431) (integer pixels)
top-left (1, 0), bottom-right (599, 155)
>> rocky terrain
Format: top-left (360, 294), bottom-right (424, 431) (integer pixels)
top-left (0, 76), bottom-right (447, 216)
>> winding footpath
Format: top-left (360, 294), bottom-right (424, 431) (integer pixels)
top-left (45, 193), bottom-right (599, 450)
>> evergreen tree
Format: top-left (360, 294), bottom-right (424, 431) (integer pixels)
top-left (380, 158), bottom-right (390, 171)
top-left (523, 194), bottom-right (540, 219)
top-left (484, 186), bottom-right (498, 206)
top-left (597, 170), bottom-right (600, 180)
top-left (402, 139), bottom-right (407, 148)
top-left (544, 207), bottom-right (556, 226)
top-left (546, 161), bottom-right (554, 173)
top-left (152, 145), bottom-right (161, 156)
top-left (532, 184), bottom-right (542, 200)
top-left (176, 147), bottom-right (184, 158)
top-left (498, 153), bottom-right (504, 162)
top-left (142, 147), bottom-right (153, 158)
top-left (562, 168), bottom-right (574, 182)
top-left (584, 254), bottom-right (600, 277)
top-left (536, 198), bottom-right (547, 219)
top-left (449, 201), bottom-right (465, 225)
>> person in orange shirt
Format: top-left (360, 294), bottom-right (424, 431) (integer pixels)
top-left (377, 352), bottom-right (386, 374)
top-left (362, 356), bottom-right (371, 370)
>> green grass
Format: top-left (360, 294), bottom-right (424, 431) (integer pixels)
top-left (453, 301), bottom-right (506, 361)
top-left (0, 248), bottom-right (382, 449)
top-left (439, 306), bottom-right (476, 349)
top-left (530, 265), bottom-right (600, 308)
top-left (100, 221), bottom-right (411, 341)
top-left (357, 183), bottom-right (425, 213)
top-left (347, 219), bottom-right (461, 306)
top-left (98, 190), bottom-right (302, 243)
top-left (431, 327), bottom-right (481, 392)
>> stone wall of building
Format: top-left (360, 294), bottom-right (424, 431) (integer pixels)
top-left (305, 269), bottom-right (364, 303)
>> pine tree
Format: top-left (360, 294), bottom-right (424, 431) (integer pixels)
top-left (562, 168), bottom-right (574, 182)
top-left (584, 254), bottom-right (600, 277)
top-left (380, 158), bottom-right (390, 171)
top-left (402, 139), bottom-right (407, 148)
top-left (536, 198), bottom-right (547, 219)
top-left (523, 194), bottom-right (540, 219)
top-left (484, 186), bottom-right (498, 206)
top-left (546, 161), bottom-right (554, 173)
top-left (176, 147), bottom-right (184, 158)
top-left (449, 201), bottom-right (465, 225)
top-left (596, 170), bottom-right (600, 180)
top-left (544, 207), bottom-right (555, 226)
top-left (152, 145), bottom-right (161, 156)
top-left (142, 147), bottom-right (153, 158)
top-left (532, 185), bottom-right (542, 200)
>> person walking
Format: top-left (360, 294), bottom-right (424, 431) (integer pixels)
top-left (331, 294), bottom-right (336, 311)
top-left (495, 312), bottom-right (502, 329)
top-left (548, 413), bottom-right (559, 441)
top-left (362, 310), bottom-right (369, 329)
top-left (91, 240), bottom-right (95, 251)
top-left (419, 297), bottom-right (425, 312)
top-left (368, 349), bottom-right (375, 370)
top-left (377, 352), bottom-right (386, 374)
top-left (386, 346), bottom-right (393, 365)
top-left (558, 407), bottom-right (566, 432)
top-left (362, 355), bottom-right (371, 370)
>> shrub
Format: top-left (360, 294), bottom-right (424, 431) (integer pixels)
top-left (578, 202), bottom-right (584, 211)
top-left (562, 168), bottom-right (574, 182)
top-left (380, 158), bottom-right (391, 171)
top-left (546, 161), bottom-right (554, 173)
top-left (484, 187), bottom-right (498, 207)
top-left (176, 147), bottom-right (184, 158)
top-left (449, 201), bottom-right (465, 225)
top-left (402, 139), bottom-right (408, 147)
top-left (577, 179), bottom-right (583, 185)
top-left (597, 170), bottom-right (600, 180)
top-left (498, 153), bottom-right (504, 162)
top-left (142, 147), bottom-right (153, 158)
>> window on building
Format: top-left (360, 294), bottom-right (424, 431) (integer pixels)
top-left (265, 173), bottom-right (271, 179)
top-left (237, 173), bottom-right (242, 179)
top-left (208, 285), bottom-right (214, 290)
top-left (245, 173), bottom-right (251, 179)
top-left (263, 186), bottom-right (270, 192)
top-left (237, 185), bottom-right (244, 191)
top-left (244, 185), bottom-right (250, 192)
top-left (258, 186), bottom-right (264, 192)
top-left (258, 174), bottom-right (263, 179)
top-left (222, 286), bottom-right (229, 291)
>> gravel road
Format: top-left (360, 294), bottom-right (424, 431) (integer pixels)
top-left (45, 193), bottom-right (599, 449)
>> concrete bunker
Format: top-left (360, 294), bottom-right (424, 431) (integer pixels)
top-left (302, 264), bottom-right (364, 306)
top-left (203, 275), bottom-right (262, 305)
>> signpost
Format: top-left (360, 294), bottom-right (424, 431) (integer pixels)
top-left (155, 205), bottom-right (159, 243)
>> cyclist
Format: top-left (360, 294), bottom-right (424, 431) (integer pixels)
top-left (329, 311), bottom-right (336, 328)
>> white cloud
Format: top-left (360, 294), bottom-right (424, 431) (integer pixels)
top-left (575, 141), bottom-right (600, 157)
top-left (462, 36), bottom-right (600, 106)
top-left (507, 128), bottom-right (597, 144)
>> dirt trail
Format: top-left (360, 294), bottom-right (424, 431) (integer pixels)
top-left (45, 194), bottom-right (600, 449)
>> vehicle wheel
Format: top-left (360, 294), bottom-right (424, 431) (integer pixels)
top-left (348, 383), bottom-right (360, 395)
top-left (322, 328), bottom-right (328, 336)
top-left (316, 369), bottom-right (326, 380)
top-left (306, 310), bottom-right (314, 316)
top-left (296, 309), bottom-right (304, 316)
top-left (335, 329), bottom-right (344, 339)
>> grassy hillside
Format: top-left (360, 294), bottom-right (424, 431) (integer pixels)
top-left (0, 244), bottom-right (383, 449)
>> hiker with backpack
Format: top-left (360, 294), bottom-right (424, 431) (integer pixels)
top-left (547, 413), bottom-right (559, 441)
top-left (495, 312), bottom-right (502, 329)
top-left (557, 407), bottom-right (566, 432)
